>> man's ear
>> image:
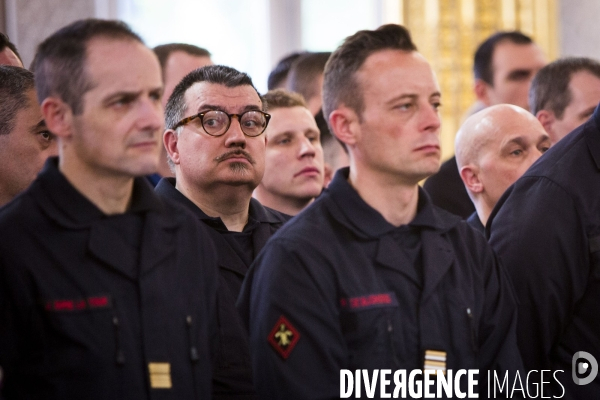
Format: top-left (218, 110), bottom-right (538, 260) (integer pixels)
top-left (474, 79), bottom-right (491, 106)
top-left (536, 109), bottom-right (556, 136)
top-left (164, 129), bottom-right (181, 166)
top-left (460, 165), bottom-right (483, 194)
top-left (41, 97), bottom-right (73, 139)
top-left (328, 106), bottom-right (359, 148)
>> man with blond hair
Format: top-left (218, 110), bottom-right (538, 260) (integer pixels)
top-left (254, 89), bottom-right (324, 215)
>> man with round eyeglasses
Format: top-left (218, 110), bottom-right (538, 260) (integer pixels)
top-left (155, 65), bottom-right (289, 399)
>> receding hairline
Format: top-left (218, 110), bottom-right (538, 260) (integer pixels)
top-left (80, 36), bottom-right (159, 96)
top-left (352, 49), bottom-right (437, 102)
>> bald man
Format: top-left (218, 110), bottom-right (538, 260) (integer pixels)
top-left (0, 33), bottom-right (23, 67)
top-left (455, 104), bottom-right (551, 232)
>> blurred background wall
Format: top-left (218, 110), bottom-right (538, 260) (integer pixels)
top-left (1, 0), bottom-right (597, 159)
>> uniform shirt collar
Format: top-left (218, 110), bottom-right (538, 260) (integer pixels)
top-left (37, 157), bottom-right (162, 226)
top-left (588, 103), bottom-right (600, 170)
top-left (155, 177), bottom-right (278, 231)
top-left (326, 167), bottom-right (456, 238)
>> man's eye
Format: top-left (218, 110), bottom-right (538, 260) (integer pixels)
top-left (395, 103), bottom-right (413, 111)
top-left (432, 102), bottom-right (442, 111)
top-left (39, 130), bottom-right (53, 141)
top-left (149, 91), bottom-right (162, 102)
top-left (112, 97), bottom-right (133, 107)
top-left (243, 120), bottom-right (258, 128)
top-left (204, 118), bottom-right (220, 127)
top-left (510, 149), bottom-right (523, 156)
top-left (540, 145), bottom-right (550, 153)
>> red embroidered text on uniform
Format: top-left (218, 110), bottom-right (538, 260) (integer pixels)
top-left (339, 292), bottom-right (398, 310)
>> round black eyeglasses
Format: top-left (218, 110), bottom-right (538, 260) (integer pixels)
top-left (172, 110), bottom-right (271, 137)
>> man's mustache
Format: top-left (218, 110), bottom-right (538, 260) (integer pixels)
top-left (214, 149), bottom-right (255, 164)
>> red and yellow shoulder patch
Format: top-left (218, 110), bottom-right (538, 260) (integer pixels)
top-left (268, 315), bottom-right (300, 359)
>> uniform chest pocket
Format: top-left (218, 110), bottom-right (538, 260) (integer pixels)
top-left (339, 292), bottom-right (400, 369)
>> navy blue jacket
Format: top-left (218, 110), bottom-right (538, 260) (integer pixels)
top-left (155, 178), bottom-right (289, 399)
top-left (423, 156), bottom-right (475, 218)
top-left (466, 212), bottom-right (485, 235)
top-left (0, 159), bottom-right (218, 400)
top-left (239, 168), bottom-right (523, 399)
top-left (488, 104), bottom-right (600, 398)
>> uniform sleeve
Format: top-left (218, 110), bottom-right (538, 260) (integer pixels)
top-left (0, 251), bottom-right (38, 399)
top-left (0, 257), bottom-right (14, 398)
top-left (238, 237), bottom-right (345, 400)
top-left (488, 177), bottom-right (587, 372)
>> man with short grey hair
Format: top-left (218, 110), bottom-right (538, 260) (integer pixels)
top-left (0, 19), bottom-right (218, 399)
top-left (529, 57), bottom-right (600, 144)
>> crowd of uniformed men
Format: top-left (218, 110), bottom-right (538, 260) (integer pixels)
top-left (0, 17), bottom-right (599, 400)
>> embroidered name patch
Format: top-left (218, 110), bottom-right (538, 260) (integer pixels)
top-left (43, 295), bottom-right (112, 312)
top-left (339, 292), bottom-right (398, 311)
top-left (268, 315), bottom-right (300, 360)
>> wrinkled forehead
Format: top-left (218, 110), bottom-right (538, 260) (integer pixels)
top-left (482, 114), bottom-right (546, 150)
top-left (183, 82), bottom-right (262, 113)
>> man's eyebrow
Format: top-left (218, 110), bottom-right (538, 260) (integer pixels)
top-left (196, 104), bottom-right (262, 113)
top-left (506, 69), bottom-right (532, 80)
top-left (29, 119), bottom-right (46, 133)
top-left (578, 106), bottom-right (596, 120)
top-left (384, 92), bottom-right (441, 106)
top-left (102, 90), bottom-right (142, 104)
top-left (537, 134), bottom-right (551, 144)
top-left (504, 136), bottom-right (527, 147)
top-left (271, 131), bottom-right (294, 139)
top-left (384, 94), bottom-right (417, 105)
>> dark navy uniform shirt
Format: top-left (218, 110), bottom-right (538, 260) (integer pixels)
top-left (239, 167), bottom-right (523, 399)
top-left (423, 156), bottom-right (475, 218)
top-left (489, 104), bottom-right (600, 398)
top-left (467, 211), bottom-right (485, 235)
top-left (155, 177), bottom-right (290, 400)
top-left (0, 159), bottom-right (218, 400)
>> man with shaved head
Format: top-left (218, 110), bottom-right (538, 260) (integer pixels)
top-left (455, 104), bottom-right (550, 232)
top-left (424, 32), bottom-right (547, 218)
